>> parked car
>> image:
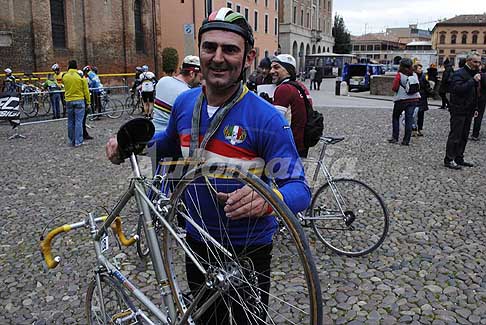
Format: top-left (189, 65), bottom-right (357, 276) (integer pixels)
top-left (342, 64), bottom-right (385, 91)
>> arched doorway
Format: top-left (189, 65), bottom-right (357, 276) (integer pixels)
top-left (292, 41), bottom-right (298, 63)
top-left (318, 46), bottom-right (321, 53)
top-left (299, 42), bottom-right (305, 72)
top-left (312, 45), bottom-right (316, 54)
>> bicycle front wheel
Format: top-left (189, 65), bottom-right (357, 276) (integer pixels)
top-left (125, 96), bottom-right (137, 115)
top-left (310, 178), bottom-right (389, 257)
top-left (162, 164), bottom-right (322, 325)
top-left (107, 99), bottom-right (124, 119)
top-left (85, 274), bottom-right (141, 324)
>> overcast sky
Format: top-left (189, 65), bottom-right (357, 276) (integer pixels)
top-left (334, 0), bottom-right (486, 35)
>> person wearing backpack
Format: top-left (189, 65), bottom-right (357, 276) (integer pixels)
top-left (271, 54), bottom-right (323, 158)
top-left (139, 65), bottom-right (157, 118)
top-left (389, 58), bottom-right (421, 146)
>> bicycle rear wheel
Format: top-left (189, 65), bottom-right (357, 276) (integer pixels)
top-left (85, 274), bottom-right (141, 324)
top-left (310, 178), bottom-right (389, 257)
top-left (20, 95), bottom-right (37, 117)
top-left (107, 99), bottom-right (124, 119)
top-left (39, 95), bottom-right (51, 116)
top-left (161, 164), bottom-right (322, 325)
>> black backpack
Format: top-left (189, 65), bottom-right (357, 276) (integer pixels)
top-left (287, 81), bottom-right (324, 148)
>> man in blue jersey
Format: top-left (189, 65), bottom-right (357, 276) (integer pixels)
top-left (106, 8), bottom-right (310, 324)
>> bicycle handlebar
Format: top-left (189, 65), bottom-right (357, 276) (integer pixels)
top-left (40, 216), bottom-right (137, 270)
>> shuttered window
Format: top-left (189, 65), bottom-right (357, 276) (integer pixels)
top-left (50, 0), bottom-right (66, 48)
top-left (134, 0), bottom-right (145, 52)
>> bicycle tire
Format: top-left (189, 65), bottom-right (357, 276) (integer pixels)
top-left (161, 164), bottom-right (323, 325)
top-left (136, 215), bottom-right (150, 260)
top-left (310, 178), bottom-right (389, 257)
top-left (85, 274), bottom-right (141, 324)
top-left (20, 95), bottom-right (37, 117)
top-left (125, 96), bottom-right (138, 115)
top-left (40, 95), bottom-right (51, 116)
top-left (107, 99), bottom-right (124, 119)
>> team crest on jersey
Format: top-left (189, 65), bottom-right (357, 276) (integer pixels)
top-left (223, 125), bottom-right (247, 145)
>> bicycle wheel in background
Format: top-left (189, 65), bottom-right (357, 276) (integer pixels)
top-left (39, 95), bottom-right (51, 116)
top-left (161, 164), bottom-right (323, 325)
top-left (20, 94), bottom-right (37, 117)
top-left (310, 178), bottom-right (389, 257)
top-left (85, 274), bottom-right (141, 324)
top-left (125, 96), bottom-right (138, 116)
top-left (107, 99), bottom-right (124, 119)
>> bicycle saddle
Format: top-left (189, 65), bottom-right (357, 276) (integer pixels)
top-left (321, 136), bottom-right (345, 145)
top-left (117, 118), bottom-right (155, 159)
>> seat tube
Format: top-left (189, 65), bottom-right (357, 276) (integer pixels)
top-left (312, 143), bottom-right (328, 184)
top-left (134, 182), bottom-right (177, 320)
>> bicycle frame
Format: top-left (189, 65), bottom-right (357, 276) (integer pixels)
top-left (87, 153), bottom-right (233, 324)
top-left (300, 139), bottom-right (348, 221)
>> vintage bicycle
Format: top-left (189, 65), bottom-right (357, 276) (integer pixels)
top-left (40, 118), bottom-right (323, 324)
top-left (297, 136), bottom-right (390, 257)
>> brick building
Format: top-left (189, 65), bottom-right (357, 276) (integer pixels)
top-left (161, 0), bottom-right (279, 72)
top-left (0, 0), bottom-right (159, 75)
top-left (278, 0), bottom-right (334, 72)
top-left (432, 14), bottom-right (486, 67)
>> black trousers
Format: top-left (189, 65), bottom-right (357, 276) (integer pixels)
top-left (417, 110), bottom-right (425, 131)
top-left (445, 112), bottom-right (474, 163)
top-left (472, 99), bottom-right (486, 138)
top-left (439, 92), bottom-right (450, 109)
top-left (185, 237), bottom-right (272, 325)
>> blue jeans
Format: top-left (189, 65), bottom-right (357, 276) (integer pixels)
top-left (67, 100), bottom-right (85, 146)
top-left (392, 101), bottom-right (415, 144)
top-left (50, 93), bottom-right (61, 118)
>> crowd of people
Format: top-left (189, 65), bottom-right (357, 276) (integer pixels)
top-left (388, 53), bottom-right (485, 170)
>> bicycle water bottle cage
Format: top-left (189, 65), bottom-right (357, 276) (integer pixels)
top-left (117, 118), bottom-right (155, 160)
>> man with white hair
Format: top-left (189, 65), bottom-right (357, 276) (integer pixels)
top-left (153, 55), bottom-right (202, 132)
top-left (270, 54), bottom-right (312, 157)
top-left (444, 52), bottom-right (482, 170)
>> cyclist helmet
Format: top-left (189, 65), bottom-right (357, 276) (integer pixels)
top-left (271, 54), bottom-right (297, 79)
top-left (92, 66), bottom-right (98, 74)
top-left (51, 63), bottom-right (60, 71)
top-left (135, 66), bottom-right (143, 73)
top-left (82, 65), bottom-right (91, 72)
top-left (182, 55), bottom-right (201, 71)
top-left (77, 70), bottom-right (83, 77)
top-left (4, 68), bottom-right (12, 74)
top-left (198, 8), bottom-right (254, 48)
top-left (142, 65), bottom-right (149, 72)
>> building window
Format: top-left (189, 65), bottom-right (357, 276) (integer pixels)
top-left (206, 0), bottom-right (212, 16)
top-left (275, 0), bottom-right (278, 10)
top-left (353, 45), bottom-right (359, 51)
top-left (300, 9), bottom-right (304, 26)
top-left (461, 32), bottom-right (467, 44)
top-left (439, 34), bottom-right (445, 44)
top-left (293, 7), bottom-right (296, 24)
top-left (50, 0), bottom-right (66, 48)
top-left (134, 0), bottom-right (145, 52)
top-left (451, 34), bottom-right (457, 44)
top-left (374, 45), bottom-right (380, 51)
top-left (254, 11), bottom-right (258, 32)
top-left (450, 49), bottom-right (455, 54)
top-left (306, 11), bottom-right (310, 28)
top-left (265, 0), bottom-right (268, 7)
top-left (367, 45), bottom-right (373, 51)
top-left (244, 8), bottom-right (249, 21)
top-left (439, 49), bottom-right (444, 54)
top-left (227, 1), bottom-right (232, 8)
top-left (472, 33), bottom-right (478, 44)
top-left (360, 45), bottom-right (365, 51)
top-left (236, 4), bottom-right (241, 12)
top-left (274, 17), bottom-right (278, 35)
top-left (264, 14), bottom-right (269, 33)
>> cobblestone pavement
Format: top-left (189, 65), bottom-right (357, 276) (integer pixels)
top-left (1, 102), bottom-right (485, 324)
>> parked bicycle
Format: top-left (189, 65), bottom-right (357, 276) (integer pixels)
top-left (40, 118), bottom-right (323, 324)
top-left (298, 136), bottom-right (390, 257)
top-left (125, 89), bottom-right (144, 116)
top-left (89, 88), bottom-right (124, 120)
top-left (18, 84), bottom-right (51, 117)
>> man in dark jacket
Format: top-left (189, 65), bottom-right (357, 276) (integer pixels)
top-left (444, 52), bottom-right (482, 170)
top-left (471, 64), bottom-right (486, 141)
top-left (439, 59), bottom-right (454, 110)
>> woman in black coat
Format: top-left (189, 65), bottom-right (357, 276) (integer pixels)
top-left (414, 63), bottom-right (433, 136)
